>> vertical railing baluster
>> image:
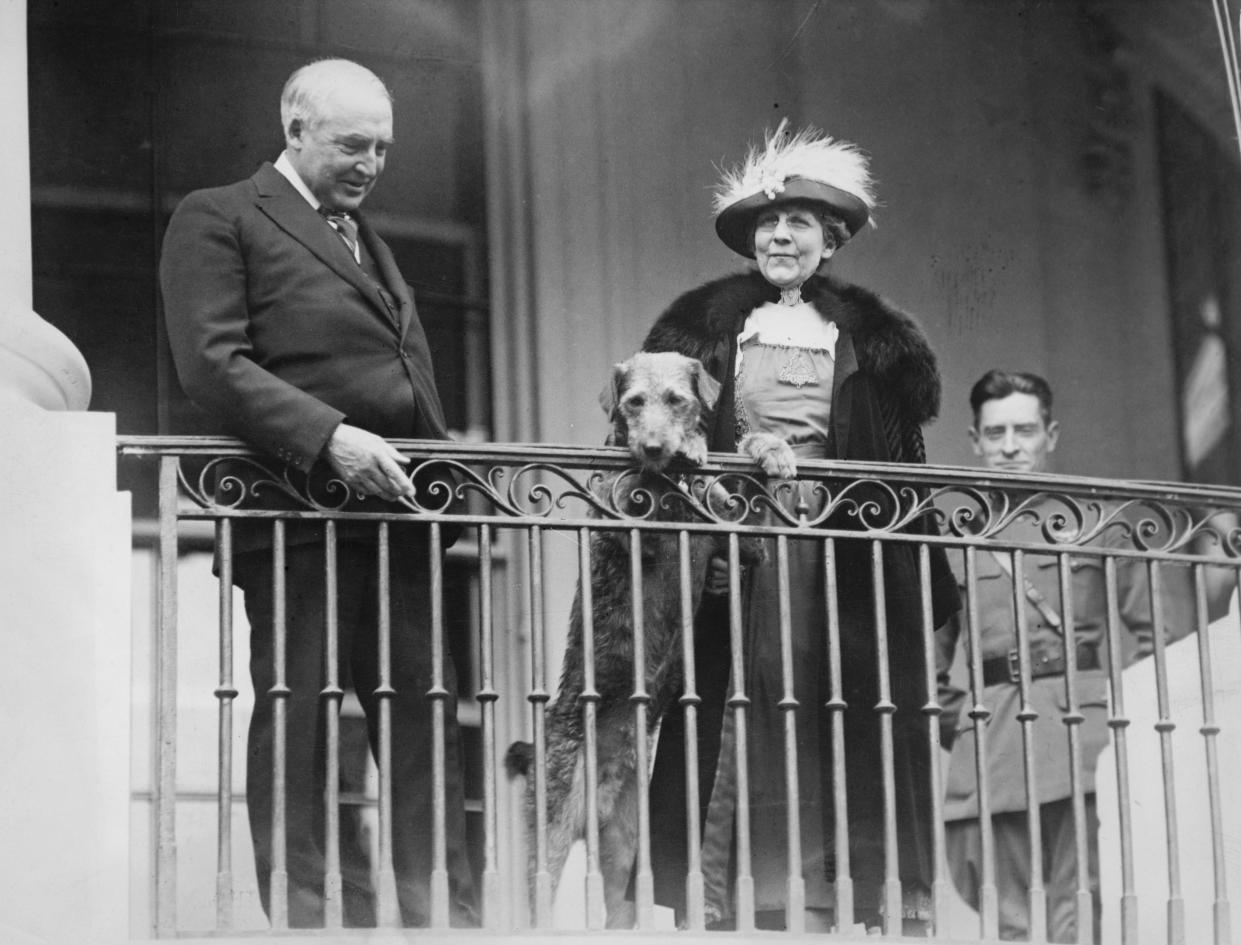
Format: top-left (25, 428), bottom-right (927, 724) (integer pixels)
top-left (1148, 559), bottom-right (1185, 945)
top-left (963, 545), bottom-right (998, 940)
top-left (1235, 566), bottom-right (1241, 628)
top-left (322, 522), bottom-right (343, 929)
top-left (578, 527), bottom-right (605, 928)
top-left (528, 526), bottom-right (553, 927)
top-left (215, 519), bottom-right (236, 931)
top-left (374, 522), bottom-right (400, 927)
top-left (154, 455), bottom-right (179, 936)
top-left (870, 540), bottom-right (901, 936)
top-left (476, 524), bottom-right (501, 929)
top-left (1012, 550), bottom-right (1046, 945)
top-left (1192, 563), bottom-right (1231, 945)
top-left (776, 535), bottom-right (804, 932)
top-left (679, 529), bottom-right (706, 930)
top-left (728, 531), bottom-right (755, 931)
top-left (823, 537), bottom-right (852, 930)
top-left (1056, 552), bottom-right (1091, 943)
top-left (916, 543), bottom-right (950, 939)
top-left (269, 520), bottom-right (289, 929)
top-left (125, 439), bottom-right (1241, 940)
top-left (629, 527), bottom-right (656, 929)
top-left (429, 523), bottom-right (451, 928)
top-left (1104, 554), bottom-right (1136, 944)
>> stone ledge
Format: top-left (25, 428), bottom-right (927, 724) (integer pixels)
top-left (125, 934), bottom-right (940, 945)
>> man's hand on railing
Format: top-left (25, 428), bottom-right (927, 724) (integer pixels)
top-left (323, 423), bottom-right (415, 501)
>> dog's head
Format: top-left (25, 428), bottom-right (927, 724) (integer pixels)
top-left (598, 352), bottom-right (722, 472)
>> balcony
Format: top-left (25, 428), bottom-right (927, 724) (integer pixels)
top-left (114, 436), bottom-right (1241, 944)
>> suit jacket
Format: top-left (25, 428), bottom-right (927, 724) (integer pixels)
top-left (937, 503), bottom-right (1197, 819)
top-left (160, 162), bottom-right (453, 552)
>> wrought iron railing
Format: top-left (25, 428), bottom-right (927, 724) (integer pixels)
top-left (118, 436), bottom-right (1241, 943)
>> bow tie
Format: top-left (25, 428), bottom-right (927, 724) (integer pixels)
top-left (320, 208), bottom-right (359, 257)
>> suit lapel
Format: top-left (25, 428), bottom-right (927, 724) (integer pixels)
top-left (357, 214), bottom-right (413, 337)
top-left (251, 164), bottom-right (399, 332)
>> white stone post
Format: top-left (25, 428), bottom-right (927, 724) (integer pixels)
top-left (0, 0), bottom-right (31, 311)
top-left (0, 2), bottom-right (133, 943)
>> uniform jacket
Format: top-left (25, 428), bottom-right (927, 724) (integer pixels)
top-left (937, 504), bottom-right (1197, 818)
top-left (160, 162), bottom-right (453, 552)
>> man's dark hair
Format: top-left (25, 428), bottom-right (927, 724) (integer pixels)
top-left (969, 369), bottom-right (1053, 424)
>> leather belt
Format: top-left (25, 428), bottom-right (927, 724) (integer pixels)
top-left (982, 643), bottom-right (1101, 686)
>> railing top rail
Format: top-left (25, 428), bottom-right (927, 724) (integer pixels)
top-left (117, 434), bottom-right (1241, 509)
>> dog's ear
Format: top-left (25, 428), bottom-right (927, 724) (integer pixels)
top-left (599, 360), bottom-right (630, 417)
top-left (600, 360), bottom-right (632, 446)
top-left (691, 359), bottom-right (722, 413)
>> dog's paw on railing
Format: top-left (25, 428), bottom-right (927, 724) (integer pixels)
top-left (739, 431), bottom-right (797, 478)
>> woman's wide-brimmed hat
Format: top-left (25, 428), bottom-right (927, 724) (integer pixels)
top-left (712, 119), bottom-right (877, 258)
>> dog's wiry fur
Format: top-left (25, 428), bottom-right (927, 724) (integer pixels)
top-left (506, 351), bottom-right (754, 928)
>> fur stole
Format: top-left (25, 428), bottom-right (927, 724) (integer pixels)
top-left (642, 270), bottom-right (942, 426)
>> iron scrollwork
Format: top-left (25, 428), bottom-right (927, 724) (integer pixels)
top-left (157, 442), bottom-right (1241, 562)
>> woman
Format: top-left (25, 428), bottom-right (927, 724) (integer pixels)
top-left (641, 122), bottom-right (960, 932)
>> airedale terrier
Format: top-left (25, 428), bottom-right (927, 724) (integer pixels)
top-left (507, 351), bottom-right (752, 927)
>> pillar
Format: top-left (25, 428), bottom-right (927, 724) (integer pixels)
top-left (0, 2), bottom-right (133, 943)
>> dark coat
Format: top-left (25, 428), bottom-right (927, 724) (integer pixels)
top-left (640, 269), bottom-right (959, 625)
top-left (160, 163), bottom-right (477, 923)
top-left (160, 162), bottom-right (454, 554)
top-left (641, 270), bottom-right (961, 919)
top-left (643, 270), bottom-right (942, 462)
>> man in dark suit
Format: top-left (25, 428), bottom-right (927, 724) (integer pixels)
top-left (160, 58), bottom-right (474, 928)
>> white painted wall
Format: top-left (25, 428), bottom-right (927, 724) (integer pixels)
top-left (1, 3), bottom-right (133, 942)
top-left (0, 405), bottom-right (131, 944)
top-left (1097, 598), bottom-right (1241, 945)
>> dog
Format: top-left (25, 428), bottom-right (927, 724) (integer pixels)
top-left (505, 350), bottom-right (769, 928)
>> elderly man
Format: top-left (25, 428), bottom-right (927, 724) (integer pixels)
top-left (160, 59), bottom-right (474, 928)
top-left (936, 370), bottom-right (1192, 943)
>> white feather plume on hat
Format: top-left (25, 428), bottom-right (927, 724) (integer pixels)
top-left (712, 119), bottom-right (877, 237)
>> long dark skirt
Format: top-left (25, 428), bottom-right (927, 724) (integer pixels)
top-left (648, 531), bottom-right (936, 927)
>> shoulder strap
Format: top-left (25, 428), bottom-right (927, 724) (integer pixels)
top-left (987, 550), bottom-right (1063, 632)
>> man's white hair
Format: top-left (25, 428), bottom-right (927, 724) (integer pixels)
top-left (280, 58), bottom-right (392, 135)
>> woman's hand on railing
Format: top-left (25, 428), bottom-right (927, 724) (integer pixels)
top-left (702, 551), bottom-right (752, 596)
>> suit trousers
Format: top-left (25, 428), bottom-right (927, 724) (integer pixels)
top-left (235, 530), bottom-right (477, 928)
top-left (946, 795), bottom-right (1100, 943)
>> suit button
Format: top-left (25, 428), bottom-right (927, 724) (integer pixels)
top-left (400, 351), bottom-right (411, 361)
